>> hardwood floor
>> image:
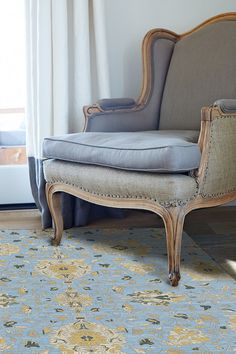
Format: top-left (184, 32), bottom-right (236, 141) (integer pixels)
top-left (0, 207), bottom-right (235, 279)
top-left (0, 209), bottom-right (41, 229)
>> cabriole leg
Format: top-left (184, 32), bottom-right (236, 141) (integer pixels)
top-left (161, 207), bottom-right (186, 286)
top-left (45, 183), bottom-right (63, 246)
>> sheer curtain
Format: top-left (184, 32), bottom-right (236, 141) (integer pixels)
top-left (25, 0), bottom-right (121, 228)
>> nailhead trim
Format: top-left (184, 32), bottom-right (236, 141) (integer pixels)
top-left (48, 177), bottom-right (199, 208)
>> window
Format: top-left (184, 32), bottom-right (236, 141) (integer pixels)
top-left (0, 0), bottom-right (26, 165)
top-left (0, 0), bottom-right (33, 205)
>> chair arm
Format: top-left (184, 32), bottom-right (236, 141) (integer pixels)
top-left (197, 102), bottom-right (236, 199)
top-left (97, 98), bottom-right (136, 111)
top-left (83, 99), bottom-right (157, 132)
top-left (214, 99), bottom-right (236, 114)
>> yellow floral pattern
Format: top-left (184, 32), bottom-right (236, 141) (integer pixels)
top-left (0, 293), bottom-right (18, 308)
top-left (168, 326), bottom-right (209, 346)
top-left (122, 262), bottom-right (155, 275)
top-left (0, 243), bottom-right (19, 255)
top-left (36, 259), bottom-right (91, 280)
top-left (55, 288), bottom-right (92, 313)
top-left (51, 320), bottom-right (125, 353)
top-left (128, 290), bottom-right (185, 306)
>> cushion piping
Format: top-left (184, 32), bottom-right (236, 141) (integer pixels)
top-left (44, 138), bottom-right (198, 151)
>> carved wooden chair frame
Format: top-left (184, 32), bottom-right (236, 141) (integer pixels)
top-left (45, 13), bottom-right (236, 286)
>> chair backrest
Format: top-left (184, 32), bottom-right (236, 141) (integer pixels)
top-left (159, 15), bottom-right (236, 130)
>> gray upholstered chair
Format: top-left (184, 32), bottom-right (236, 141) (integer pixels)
top-left (43, 13), bottom-right (236, 286)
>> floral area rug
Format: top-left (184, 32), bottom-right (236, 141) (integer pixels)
top-left (0, 227), bottom-right (236, 353)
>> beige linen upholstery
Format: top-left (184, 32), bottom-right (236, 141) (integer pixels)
top-left (43, 14), bottom-right (236, 286)
top-left (199, 114), bottom-right (236, 198)
top-left (43, 160), bottom-right (198, 207)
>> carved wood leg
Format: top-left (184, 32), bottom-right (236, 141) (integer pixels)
top-left (161, 207), bottom-right (186, 287)
top-left (45, 183), bottom-right (64, 246)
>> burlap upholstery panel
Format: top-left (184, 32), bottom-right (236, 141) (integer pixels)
top-left (200, 115), bottom-right (236, 197)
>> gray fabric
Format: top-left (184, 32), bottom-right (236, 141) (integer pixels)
top-left (86, 37), bottom-right (175, 132)
top-left (0, 130), bottom-right (26, 146)
top-left (97, 98), bottom-right (136, 110)
top-left (43, 159), bottom-right (198, 205)
top-left (214, 99), bottom-right (236, 113)
top-left (160, 21), bottom-right (236, 130)
top-left (28, 157), bottom-right (123, 229)
top-left (28, 157), bottom-right (51, 227)
top-left (43, 130), bottom-right (201, 173)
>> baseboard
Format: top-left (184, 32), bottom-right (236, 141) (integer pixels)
top-left (0, 203), bottom-right (37, 211)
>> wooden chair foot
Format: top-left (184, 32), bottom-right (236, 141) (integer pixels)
top-left (51, 237), bottom-right (61, 246)
top-left (169, 271), bottom-right (181, 287)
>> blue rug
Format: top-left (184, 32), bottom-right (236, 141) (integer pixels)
top-left (0, 228), bottom-right (235, 353)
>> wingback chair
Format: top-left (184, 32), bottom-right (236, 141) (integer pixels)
top-left (43, 13), bottom-right (236, 286)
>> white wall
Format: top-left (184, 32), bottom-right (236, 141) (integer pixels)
top-left (0, 165), bottom-right (33, 204)
top-left (104, 0), bottom-right (236, 98)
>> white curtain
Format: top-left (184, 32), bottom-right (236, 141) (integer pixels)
top-left (26, 0), bottom-right (110, 158)
top-left (25, 0), bottom-right (119, 227)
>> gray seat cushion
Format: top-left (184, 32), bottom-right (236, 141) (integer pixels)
top-left (43, 130), bottom-right (201, 173)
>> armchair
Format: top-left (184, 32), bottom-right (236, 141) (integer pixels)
top-left (43, 13), bottom-right (236, 286)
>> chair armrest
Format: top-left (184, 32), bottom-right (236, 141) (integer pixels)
top-left (83, 100), bottom-right (138, 132)
top-left (83, 100), bottom-right (157, 133)
top-left (214, 99), bottom-right (236, 114)
top-left (97, 98), bottom-right (136, 111)
top-left (197, 102), bottom-right (236, 199)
